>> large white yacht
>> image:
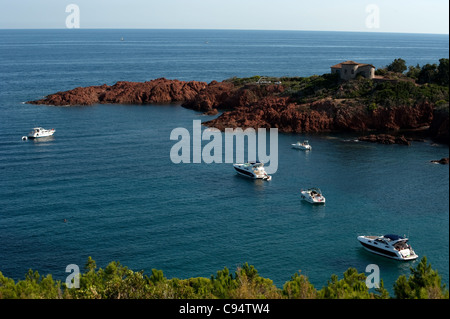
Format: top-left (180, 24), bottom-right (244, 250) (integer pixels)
top-left (357, 234), bottom-right (418, 261)
top-left (233, 161), bottom-right (271, 180)
top-left (27, 127), bottom-right (55, 139)
top-left (300, 187), bottom-right (325, 204)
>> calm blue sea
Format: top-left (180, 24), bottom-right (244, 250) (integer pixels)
top-left (0, 29), bottom-right (448, 295)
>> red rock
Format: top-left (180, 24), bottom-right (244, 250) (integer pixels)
top-left (27, 78), bottom-right (446, 144)
top-left (203, 108), bottom-right (219, 116)
top-left (431, 157), bottom-right (449, 164)
top-left (181, 81), bottom-right (235, 112)
top-left (429, 107), bottom-right (449, 144)
top-left (358, 134), bottom-right (411, 145)
top-left (28, 78), bottom-right (207, 106)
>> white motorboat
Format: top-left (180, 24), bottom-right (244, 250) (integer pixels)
top-left (300, 187), bottom-right (325, 204)
top-left (233, 161), bottom-right (271, 180)
top-left (357, 234), bottom-right (418, 261)
top-left (292, 140), bottom-right (311, 150)
top-left (27, 127), bottom-right (55, 139)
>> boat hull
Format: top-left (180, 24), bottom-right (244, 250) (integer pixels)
top-left (292, 144), bottom-right (311, 150)
top-left (233, 164), bottom-right (271, 180)
top-left (234, 166), bottom-right (258, 178)
top-left (28, 129), bottom-right (55, 139)
top-left (28, 134), bottom-right (54, 139)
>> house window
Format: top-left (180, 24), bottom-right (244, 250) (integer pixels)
top-left (351, 69), bottom-right (354, 74)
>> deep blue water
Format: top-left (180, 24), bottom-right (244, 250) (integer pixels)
top-left (0, 29), bottom-right (448, 295)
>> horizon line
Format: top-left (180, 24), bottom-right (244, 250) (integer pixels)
top-left (0, 27), bottom-right (448, 36)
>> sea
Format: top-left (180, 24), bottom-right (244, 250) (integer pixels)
top-left (0, 29), bottom-right (448, 295)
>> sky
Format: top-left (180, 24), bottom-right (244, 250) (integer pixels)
top-left (0, 0), bottom-right (448, 34)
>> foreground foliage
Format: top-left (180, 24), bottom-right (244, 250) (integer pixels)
top-left (0, 257), bottom-right (447, 299)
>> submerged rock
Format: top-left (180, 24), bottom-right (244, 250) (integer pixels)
top-left (431, 157), bottom-right (449, 165)
top-left (358, 134), bottom-right (411, 145)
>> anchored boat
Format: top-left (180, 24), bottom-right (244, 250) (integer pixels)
top-left (357, 234), bottom-right (418, 261)
top-left (233, 161), bottom-right (272, 181)
top-left (27, 127), bottom-right (55, 139)
top-left (292, 140), bottom-right (311, 150)
top-left (300, 187), bottom-right (325, 204)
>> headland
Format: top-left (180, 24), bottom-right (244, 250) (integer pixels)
top-left (27, 59), bottom-right (450, 145)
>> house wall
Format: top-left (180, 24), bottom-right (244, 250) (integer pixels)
top-left (357, 65), bottom-right (375, 79)
top-left (331, 68), bottom-right (340, 75)
top-left (330, 63), bottom-right (375, 80)
top-left (341, 64), bottom-right (359, 80)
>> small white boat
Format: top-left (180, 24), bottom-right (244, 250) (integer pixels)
top-left (300, 187), bottom-right (325, 204)
top-left (27, 127), bottom-right (55, 139)
top-left (292, 140), bottom-right (311, 150)
top-left (233, 161), bottom-right (271, 180)
top-left (357, 234), bottom-right (418, 261)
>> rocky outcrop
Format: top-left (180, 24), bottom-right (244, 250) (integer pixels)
top-left (203, 96), bottom-right (335, 132)
top-left (333, 101), bottom-right (433, 132)
top-left (27, 78), bottom-right (448, 144)
top-left (358, 134), bottom-right (411, 145)
top-left (431, 157), bottom-right (449, 165)
top-left (181, 80), bottom-right (236, 112)
top-left (204, 96), bottom-right (436, 137)
top-left (181, 82), bottom-right (284, 112)
top-left (28, 78), bottom-right (208, 106)
top-left (429, 106), bottom-right (449, 145)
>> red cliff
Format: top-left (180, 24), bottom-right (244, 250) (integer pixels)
top-left (203, 96), bottom-right (435, 137)
top-left (28, 78), bottom-right (208, 106)
top-left (27, 78), bottom-right (447, 144)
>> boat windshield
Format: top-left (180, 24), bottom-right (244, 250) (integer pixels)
top-left (250, 162), bottom-right (263, 167)
top-left (384, 234), bottom-right (405, 241)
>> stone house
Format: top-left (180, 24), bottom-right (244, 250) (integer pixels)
top-left (331, 61), bottom-right (375, 80)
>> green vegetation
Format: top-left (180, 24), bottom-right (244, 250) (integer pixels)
top-left (386, 58), bottom-right (407, 74)
top-left (367, 58), bottom-right (449, 108)
top-left (0, 257), bottom-right (447, 299)
top-left (225, 58), bottom-right (449, 110)
top-left (377, 58), bottom-right (449, 86)
top-left (279, 73), bottom-right (340, 103)
top-left (339, 78), bottom-right (449, 108)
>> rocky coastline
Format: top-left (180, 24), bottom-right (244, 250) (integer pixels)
top-left (27, 77), bottom-right (449, 145)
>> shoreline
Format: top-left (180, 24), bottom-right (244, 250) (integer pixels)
top-left (27, 76), bottom-right (449, 145)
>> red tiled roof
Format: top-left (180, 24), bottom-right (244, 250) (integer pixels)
top-left (331, 61), bottom-right (375, 69)
top-left (358, 63), bottom-right (375, 68)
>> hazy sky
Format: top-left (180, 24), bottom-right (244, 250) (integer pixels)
top-left (0, 0), bottom-right (448, 34)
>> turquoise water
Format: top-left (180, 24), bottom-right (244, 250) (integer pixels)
top-left (0, 29), bottom-right (448, 294)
